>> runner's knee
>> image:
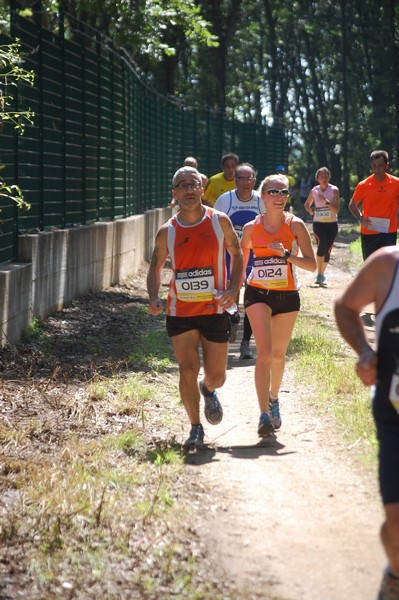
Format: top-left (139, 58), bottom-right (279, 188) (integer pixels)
top-left (203, 371), bottom-right (226, 390)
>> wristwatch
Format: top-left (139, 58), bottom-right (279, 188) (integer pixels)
top-left (284, 249), bottom-right (291, 259)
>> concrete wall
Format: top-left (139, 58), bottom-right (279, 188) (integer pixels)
top-left (0, 207), bottom-right (170, 347)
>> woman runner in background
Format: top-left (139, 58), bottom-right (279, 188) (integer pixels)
top-left (304, 167), bottom-right (339, 286)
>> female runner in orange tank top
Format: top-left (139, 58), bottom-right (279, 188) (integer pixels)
top-left (241, 174), bottom-right (316, 438)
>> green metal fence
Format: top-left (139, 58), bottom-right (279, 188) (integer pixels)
top-left (0, 9), bottom-right (287, 264)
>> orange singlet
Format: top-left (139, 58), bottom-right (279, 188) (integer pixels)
top-left (247, 213), bottom-right (299, 291)
top-left (166, 207), bottom-right (226, 317)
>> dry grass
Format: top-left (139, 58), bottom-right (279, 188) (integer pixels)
top-left (0, 274), bottom-right (246, 600)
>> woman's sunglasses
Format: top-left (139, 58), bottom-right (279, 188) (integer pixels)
top-left (266, 188), bottom-right (290, 197)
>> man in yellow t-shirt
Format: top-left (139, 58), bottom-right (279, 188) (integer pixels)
top-left (202, 152), bottom-right (239, 207)
top-left (349, 150), bottom-right (399, 260)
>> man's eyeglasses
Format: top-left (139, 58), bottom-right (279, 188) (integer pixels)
top-left (174, 181), bottom-right (202, 191)
top-left (266, 188), bottom-right (290, 197)
top-left (236, 176), bottom-right (256, 182)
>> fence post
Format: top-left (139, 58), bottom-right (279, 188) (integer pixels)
top-left (96, 31), bottom-right (101, 221)
top-left (34, 0), bottom-right (44, 230)
top-left (59, 9), bottom-right (67, 228)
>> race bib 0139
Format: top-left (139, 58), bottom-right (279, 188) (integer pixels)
top-left (175, 266), bottom-right (215, 302)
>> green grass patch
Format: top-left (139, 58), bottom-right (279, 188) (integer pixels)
top-left (89, 372), bottom-right (153, 417)
top-left (336, 223), bottom-right (358, 241)
top-left (22, 316), bottom-right (45, 340)
top-left (129, 330), bottom-right (175, 373)
top-left (289, 313), bottom-right (378, 464)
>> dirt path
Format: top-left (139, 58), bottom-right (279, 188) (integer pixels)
top-left (185, 242), bottom-right (385, 600)
top-left (0, 232), bottom-right (386, 599)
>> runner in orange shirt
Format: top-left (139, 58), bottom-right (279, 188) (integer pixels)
top-left (147, 166), bottom-right (243, 450)
top-left (349, 150), bottom-right (399, 260)
top-left (241, 174), bottom-right (316, 438)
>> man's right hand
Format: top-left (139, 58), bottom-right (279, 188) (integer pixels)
top-left (148, 298), bottom-right (163, 315)
top-left (356, 348), bottom-right (378, 386)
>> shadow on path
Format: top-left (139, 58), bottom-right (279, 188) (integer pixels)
top-left (183, 435), bottom-right (297, 465)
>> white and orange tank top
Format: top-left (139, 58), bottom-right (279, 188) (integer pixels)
top-left (246, 212), bottom-right (299, 291)
top-left (166, 207), bottom-right (226, 317)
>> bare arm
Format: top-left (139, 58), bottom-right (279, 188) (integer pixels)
top-left (218, 213), bottom-right (243, 309)
top-left (241, 221), bottom-right (254, 282)
top-left (146, 226), bottom-right (169, 315)
top-left (349, 196), bottom-right (370, 227)
top-left (288, 219), bottom-right (317, 272)
top-left (304, 190), bottom-right (315, 215)
top-left (328, 186), bottom-right (340, 214)
top-left (334, 257), bottom-right (382, 386)
top-left (348, 196), bottom-right (361, 221)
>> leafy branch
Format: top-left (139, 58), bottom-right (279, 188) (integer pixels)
top-left (0, 39), bottom-right (34, 212)
top-left (0, 39), bottom-right (35, 134)
top-left (0, 171), bottom-right (31, 211)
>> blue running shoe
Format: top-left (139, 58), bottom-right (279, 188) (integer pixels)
top-left (200, 379), bottom-right (223, 425)
top-left (184, 424), bottom-right (204, 451)
top-left (315, 274), bottom-right (323, 285)
top-left (257, 412), bottom-right (275, 437)
top-left (270, 399), bottom-right (282, 429)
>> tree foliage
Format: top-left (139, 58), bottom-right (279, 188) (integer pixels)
top-left (0, 39), bottom-right (33, 210)
top-left (144, 0), bottom-right (399, 195)
top-left (0, 39), bottom-right (34, 133)
top-left (6, 0), bottom-right (399, 197)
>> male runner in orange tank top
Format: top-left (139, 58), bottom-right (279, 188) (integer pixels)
top-left (147, 166), bottom-right (243, 450)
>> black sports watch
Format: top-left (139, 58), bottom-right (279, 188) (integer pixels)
top-left (284, 249), bottom-right (291, 259)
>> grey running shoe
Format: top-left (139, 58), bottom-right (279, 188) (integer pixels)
top-left (270, 399), bottom-right (282, 429)
top-left (200, 379), bottom-right (223, 424)
top-left (257, 412), bottom-right (275, 437)
top-left (240, 340), bottom-right (254, 359)
top-left (377, 569), bottom-right (399, 600)
top-left (184, 424), bottom-right (204, 451)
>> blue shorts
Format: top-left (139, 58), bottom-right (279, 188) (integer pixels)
top-left (166, 313), bottom-right (230, 342)
top-left (372, 391), bottom-right (399, 504)
top-left (244, 285), bottom-right (300, 316)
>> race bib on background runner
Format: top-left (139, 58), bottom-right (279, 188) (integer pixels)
top-left (314, 206), bottom-right (332, 222)
top-left (233, 224), bottom-right (244, 240)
